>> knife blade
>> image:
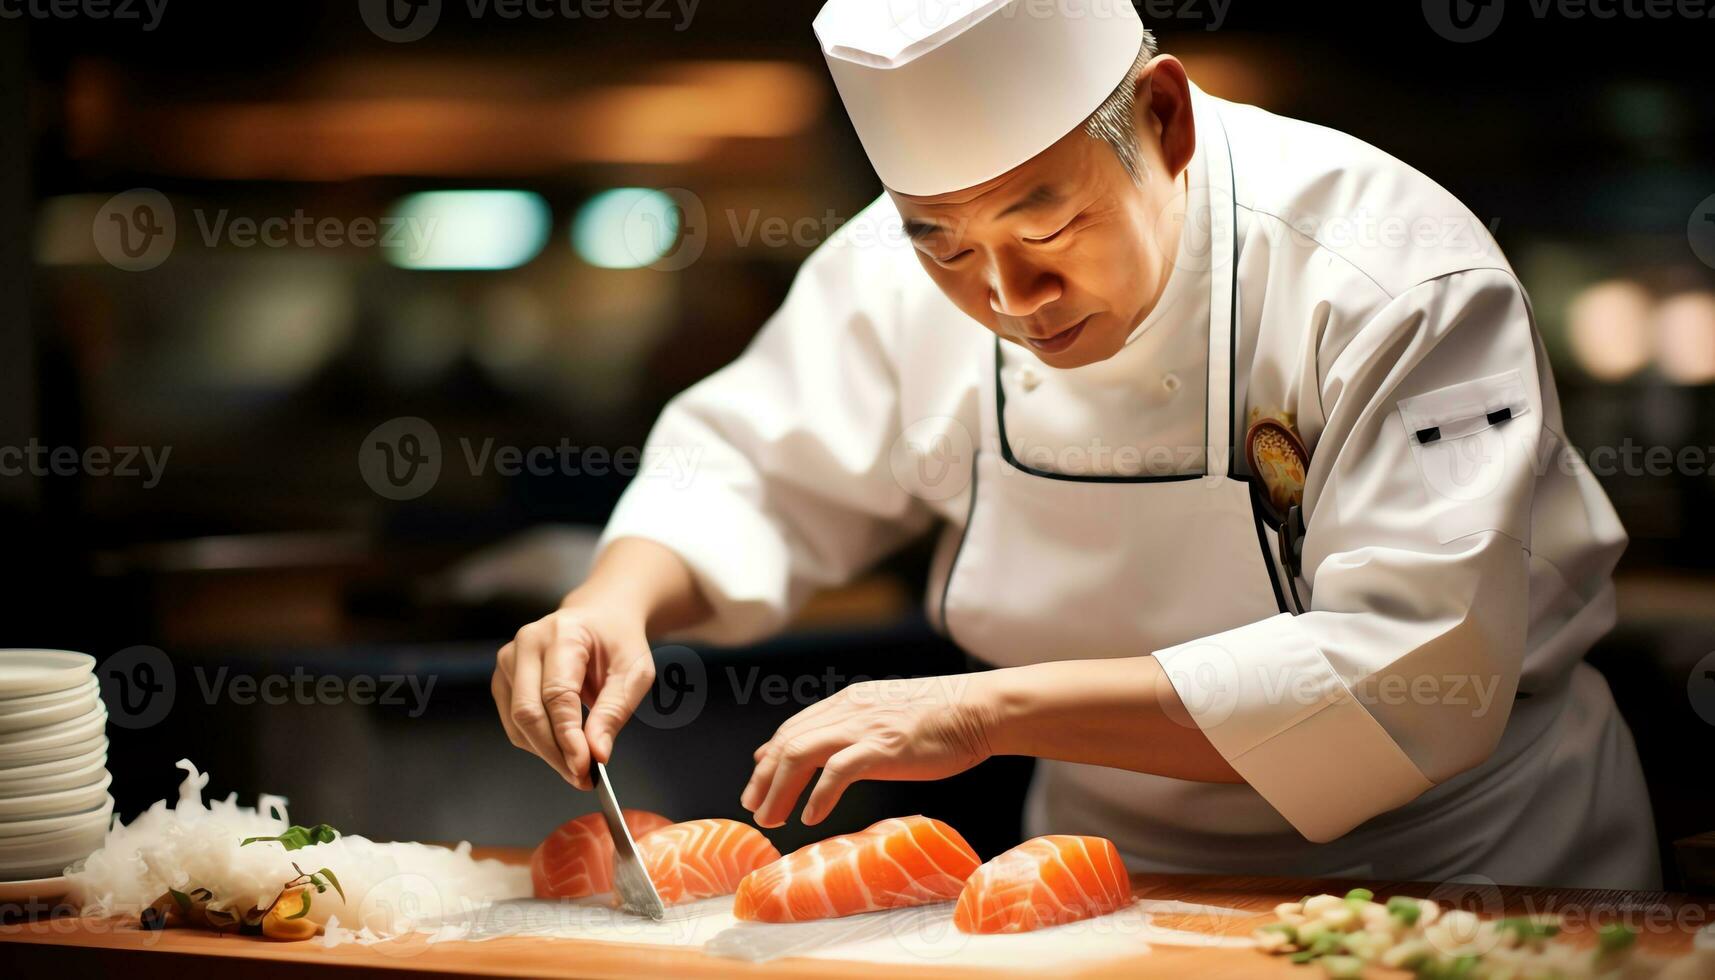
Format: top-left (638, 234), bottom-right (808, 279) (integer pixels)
top-left (591, 761), bottom-right (667, 920)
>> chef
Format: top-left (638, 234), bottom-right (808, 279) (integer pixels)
top-left (492, 0), bottom-right (1660, 888)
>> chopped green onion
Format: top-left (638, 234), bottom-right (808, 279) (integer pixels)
top-left (1596, 923), bottom-right (1637, 955)
top-left (1321, 955), bottom-right (1364, 978)
top-left (1387, 896), bottom-right (1423, 925)
top-left (1496, 917), bottom-right (1559, 940)
top-left (1343, 888), bottom-right (1374, 903)
top-left (1309, 933), bottom-right (1343, 956)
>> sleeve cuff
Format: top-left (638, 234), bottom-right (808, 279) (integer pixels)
top-left (1154, 613), bottom-right (1435, 842)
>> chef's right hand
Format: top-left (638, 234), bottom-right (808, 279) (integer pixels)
top-left (492, 598), bottom-right (657, 791)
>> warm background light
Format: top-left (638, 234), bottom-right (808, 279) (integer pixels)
top-left (1567, 279), bottom-right (1655, 382)
top-left (1654, 290), bottom-right (1715, 386)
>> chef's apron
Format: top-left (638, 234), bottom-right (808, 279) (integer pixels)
top-left (934, 100), bottom-right (1659, 886)
top-left (937, 114), bottom-right (1320, 868)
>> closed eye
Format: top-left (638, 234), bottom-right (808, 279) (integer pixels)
top-left (1022, 211), bottom-right (1077, 245)
top-left (934, 249), bottom-right (973, 265)
top-left (1024, 218), bottom-right (1076, 245)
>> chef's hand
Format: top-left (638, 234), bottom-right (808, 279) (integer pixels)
top-left (493, 601), bottom-right (654, 791)
top-left (741, 674), bottom-right (1000, 828)
top-left (491, 537), bottom-right (711, 791)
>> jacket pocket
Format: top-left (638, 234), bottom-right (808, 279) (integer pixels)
top-left (1396, 370), bottom-right (1536, 546)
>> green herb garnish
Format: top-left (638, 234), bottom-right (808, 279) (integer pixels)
top-left (241, 824), bottom-right (339, 850)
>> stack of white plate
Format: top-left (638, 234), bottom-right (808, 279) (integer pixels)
top-left (0, 651), bottom-right (111, 888)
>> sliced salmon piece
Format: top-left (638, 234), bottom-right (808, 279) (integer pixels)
top-left (732, 815), bottom-right (981, 922)
top-left (530, 809), bottom-right (673, 899)
top-left (632, 818), bottom-right (783, 906)
top-left (953, 835), bottom-right (1133, 934)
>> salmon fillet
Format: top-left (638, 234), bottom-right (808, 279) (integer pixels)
top-left (633, 818), bottom-right (783, 905)
top-left (953, 835), bottom-right (1133, 934)
top-left (732, 815), bottom-right (980, 922)
top-left (530, 809), bottom-right (673, 899)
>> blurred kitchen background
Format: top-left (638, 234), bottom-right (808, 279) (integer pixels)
top-left (2, 3), bottom-right (1713, 886)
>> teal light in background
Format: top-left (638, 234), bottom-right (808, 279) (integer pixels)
top-left (572, 188), bottom-right (680, 269)
top-left (385, 190), bottom-right (551, 271)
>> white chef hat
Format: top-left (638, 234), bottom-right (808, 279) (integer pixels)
top-left (812, 0), bottom-right (1146, 196)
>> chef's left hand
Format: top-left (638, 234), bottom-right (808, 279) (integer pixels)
top-left (741, 674), bottom-right (999, 827)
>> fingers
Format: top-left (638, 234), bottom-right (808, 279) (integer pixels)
top-left (742, 718), bottom-right (826, 810)
top-left (492, 643), bottom-right (527, 749)
top-left (739, 747), bottom-right (779, 812)
top-left (750, 687), bottom-right (854, 764)
top-left (584, 651), bottom-right (655, 765)
top-left (748, 728), bottom-right (849, 829)
top-left (742, 703), bottom-right (850, 808)
top-left (509, 631), bottom-right (581, 786)
top-left (541, 628), bottom-right (592, 790)
top-left (801, 743), bottom-right (882, 826)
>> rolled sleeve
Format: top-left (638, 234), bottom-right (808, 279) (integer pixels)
top-left (594, 196), bottom-right (933, 646)
top-left (598, 481), bottom-right (794, 647)
top-left (1153, 270), bottom-right (1558, 842)
top-left (1155, 614), bottom-right (1434, 842)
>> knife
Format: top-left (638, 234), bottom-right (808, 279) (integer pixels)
top-left (592, 761), bottom-right (667, 920)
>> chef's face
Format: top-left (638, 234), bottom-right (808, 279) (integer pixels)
top-left (888, 56), bottom-right (1196, 369)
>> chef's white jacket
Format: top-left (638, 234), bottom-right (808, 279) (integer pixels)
top-left (599, 85), bottom-right (1658, 888)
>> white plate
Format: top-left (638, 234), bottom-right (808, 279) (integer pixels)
top-left (0, 651), bottom-right (96, 699)
top-left (0, 874), bottom-right (70, 904)
top-left (0, 753), bottom-right (107, 797)
top-left (0, 701), bottom-right (106, 746)
top-left (0, 771), bottom-right (112, 820)
top-left (0, 814), bottom-right (111, 846)
top-left (0, 675), bottom-right (98, 713)
top-left (0, 819), bottom-right (106, 880)
top-left (1, 731), bottom-right (107, 769)
top-left (0, 743), bottom-right (107, 783)
top-left (0, 704), bottom-right (107, 766)
top-left (0, 694), bottom-right (99, 735)
top-left (0, 794), bottom-right (112, 839)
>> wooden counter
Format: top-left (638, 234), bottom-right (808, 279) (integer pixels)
top-left (3, 852), bottom-right (1710, 978)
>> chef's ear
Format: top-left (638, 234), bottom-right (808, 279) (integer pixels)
top-left (1134, 55), bottom-right (1195, 183)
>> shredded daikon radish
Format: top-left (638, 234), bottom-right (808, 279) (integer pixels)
top-left (65, 760), bottom-right (529, 937)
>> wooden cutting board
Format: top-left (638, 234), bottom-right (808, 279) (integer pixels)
top-left (3, 853), bottom-right (1710, 979)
